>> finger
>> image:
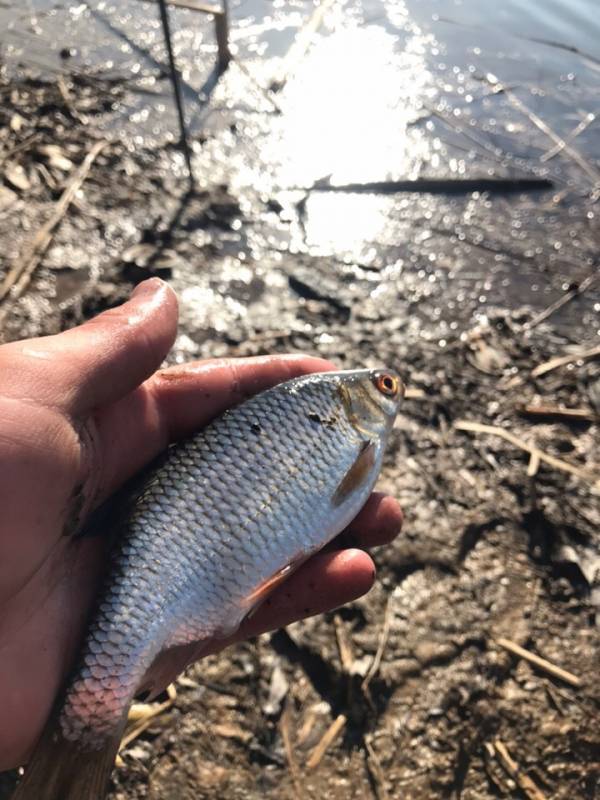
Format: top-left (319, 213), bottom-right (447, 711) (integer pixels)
top-left (2, 279), bottom-right (178, 413)
top-left (148, 354), bottom-right (336, 440)
top-left (94, 354), bottom-right (336, 502)
top-left (231, 549), bottom-right (375, 643)
top-left (336, 492), bottom-right (403, 549)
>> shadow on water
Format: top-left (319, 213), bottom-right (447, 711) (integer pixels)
top-left (88, 4), bottom-right (210, 108)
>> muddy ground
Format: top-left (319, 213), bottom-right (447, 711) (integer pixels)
top-left (1, 42), bottom-right (599, 800)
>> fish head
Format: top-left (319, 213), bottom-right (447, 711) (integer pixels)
top-left (336, 368), bottom-right (404, 438)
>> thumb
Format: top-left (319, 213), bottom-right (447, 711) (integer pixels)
top-left (2, 279), bottom-right (178, 413)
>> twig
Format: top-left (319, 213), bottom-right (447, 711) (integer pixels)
top-left (518, 404), bottom-right (599, 424)
top-left (57, 75), bottom-right (88, 125)
top-left (362, 595), bottom-right (393, 693)
top-left (364, 735), bottom-right (390, 800)
top-left (0, 139), bottom-right (107, 306)
top-left (438, 16), bottom-right (600, 69)
top-left (531, 344), bottom-right (600, 378)
top-left (454, 420), bottom-right (600, 489)
top-left (119, 683), bottom-right (177, 753)
top-left (271, 0), bottom-right (341, 91)
top-left (526, 273), bottom-right (598, 329)
top-left (334, 613), bottom-right (355, 673)
top-left (483, 741), bottom-right (511, 794)
top-left (513, 35), bottom-right (600, 68)
top-left (280, 703), bottom-right (303, 799)
top-left (233, 60), bottom-right (282, 114)
top-left (527, 450), bottom-right (541, 477)
top-left (485, 75), bottom-right (600, 187)
top-left (540, 112), bottom-right (596, 162)
top-left (0, 133), bottom-right (42, 167)
top-left (306, 714), bottom-right (347, 769)
top-left (496, 638), bottom-right (582, 688)
top-left (404, 387), bottom-right (427, 400)
top-left (300, 177), bottom-right (553, 194)
top-left (157, 0), bottom-right (195, 184)
top-left (491, 739), bottom-right (548, 800)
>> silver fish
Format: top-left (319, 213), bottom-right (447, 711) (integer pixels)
top-left (13, 367), bottom-right (403, 800)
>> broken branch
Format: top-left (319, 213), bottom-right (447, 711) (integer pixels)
top-left (531, 344), bottom-right (600, 378)
top-left (0, 138), bottom-right (107, 307)
top-left (496, 638), bottom-right (581, 688)
top-left (454, 420), bottom-right (600, 489)
top-left (491, 739), bottom-right (548, 800)
top-left (306, 714), bottom-right (347, 769)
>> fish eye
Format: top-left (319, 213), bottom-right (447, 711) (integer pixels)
top-left (374, 372), bottom-right (399, 397)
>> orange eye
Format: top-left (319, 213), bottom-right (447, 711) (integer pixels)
top-left (375, 372), bottom-right (399, 396)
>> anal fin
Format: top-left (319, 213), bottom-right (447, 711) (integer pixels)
top-left (243, 563), bottom-right (296, 614)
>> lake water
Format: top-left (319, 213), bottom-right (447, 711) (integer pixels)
top-left (1, 0), bottom-right (599, 329)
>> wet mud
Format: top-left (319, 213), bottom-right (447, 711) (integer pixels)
top-left (1, 1), bottom-right (599, 797)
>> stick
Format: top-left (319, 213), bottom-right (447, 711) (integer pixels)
top-left (280, 704), bottom-right (303, 799)
top-left (119, 683), bottom-right (177, 752)
top-left (362, 596), bottom-right (393, 693)
top-left (454, 420), bottom-right (600, 489)
top-left (405, 387), bottom-right (427, 400)
top-left (531, 344), bottom-right (600, 378)
top-left (271, 0), bottom-right (340, 91)
top-left (485, 75), bottom-right (600, 187)
top-left (364, 735), bottom-right (390, 800)
top-left (491, 739), bottom-right (548, 800)
top-left (0, 133), bottom-right (42, 168)
top-left (233, 60), bottom-right (282, 113)
top-left (496, 638), bottom-right (581, 688)
top-left (526, 273), bottom-right (598, 329)
top-left (518, 404), bottom-right (599, 424)
top-left (157, 0), bottom-right (195, 185)
top-left (215, 0), bottom-right (231, 73)
top-left (0, 139), bottom-right (107, 305)
top-left (540, 112), bottom-right (596, 162)
top-left (306, 714), bottom-right (346, 769)
top-left (57, 74), bottom-right (88, 125)
top-left (334, 614), bottom-right (355, 673)
top-left (302, 177), bottom-right (553, 194)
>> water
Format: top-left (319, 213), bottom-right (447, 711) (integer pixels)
top-left (1, 0), bottom-right (599, 332)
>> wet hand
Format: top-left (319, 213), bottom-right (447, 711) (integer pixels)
top-left (0, 279), bottom-right (403, 769)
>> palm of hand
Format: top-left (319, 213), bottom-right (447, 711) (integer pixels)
top-left (0, 280), bottom-right (402, 770)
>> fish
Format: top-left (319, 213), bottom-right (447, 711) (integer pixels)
top-left (12, 367), bottom-right (403, 800)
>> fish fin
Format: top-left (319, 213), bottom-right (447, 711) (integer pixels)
top-left (139, 557), bottom-right (312, 699)
top-left (11, 715), bottom-right (124, 800)
top-left (136, 644), bottom-right (202, 702)
top-left (242, 552), bottom-right (313, 619)
top-left (244, 563), bottom-right (296, 611)
top-left (332, 440), bottom-right (376, 506)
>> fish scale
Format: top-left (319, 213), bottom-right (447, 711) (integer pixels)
top-left (13, 367), bottom-right (403, 800)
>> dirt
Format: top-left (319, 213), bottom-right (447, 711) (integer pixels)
top-left (1, 54), bottom-right (599, 800)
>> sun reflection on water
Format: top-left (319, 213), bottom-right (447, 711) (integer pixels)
top-left (273, 6), bottom-right (437, 256)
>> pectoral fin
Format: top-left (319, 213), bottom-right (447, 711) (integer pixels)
top-left (332, 440), bottom-right (376, 506)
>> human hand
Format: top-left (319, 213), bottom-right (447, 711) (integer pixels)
top-left (0, 279), bottom-right (403, 769)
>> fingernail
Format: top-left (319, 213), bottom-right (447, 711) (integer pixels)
top-left (131, 278), bottom-right (164, 300)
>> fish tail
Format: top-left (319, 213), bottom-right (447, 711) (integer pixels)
top-left (11, 715), bottom-right (124, 800)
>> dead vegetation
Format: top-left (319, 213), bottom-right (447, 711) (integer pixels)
top-left (1, 55), bottom-right (599, 800)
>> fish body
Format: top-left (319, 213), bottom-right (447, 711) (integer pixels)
top-left (13, 367), bottom-right (403, 799)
